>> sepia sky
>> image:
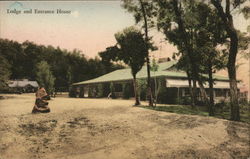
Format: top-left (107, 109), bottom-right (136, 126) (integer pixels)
top-left (0, 1), bottom-right (248, 58)
top-left (0, 1), bottom-right (249, 87)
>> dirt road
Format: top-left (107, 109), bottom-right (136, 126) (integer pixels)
top-left (0, 94), bottom-right (249, 159)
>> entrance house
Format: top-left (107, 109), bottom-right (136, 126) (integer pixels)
top-left (71, 61), bottom-right (236, 104)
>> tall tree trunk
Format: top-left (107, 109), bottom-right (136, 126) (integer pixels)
top-left (154, 77), bottom-right (157, 106)
top-left (172, 0), bottom-right (210, 107)
top-left (192, 79), bottom-right (197, 105)
top-left (211, 0), bottom-right (240, 121)
top-left (139, 0), bottom-right (153, 106)
top-left (187, 71), bottom-right (195, 108)
top-left (197, 79), bottom-right (209, 106)
top-left (133, 75), bottom-right (140, 106)
top-left (227, 28), bottom-right (240, 121)
top-left (208, 61), bottom-right (215, 116)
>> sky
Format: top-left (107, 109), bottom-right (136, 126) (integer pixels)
top-left (0, 1), bottom-right (248, 58)
top-left (0, 1), bottom-right (178, 59)
top-left (0, 1), bottom-right (249, 88)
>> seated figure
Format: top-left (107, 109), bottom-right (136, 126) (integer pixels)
top-left (32, 87), bottom-right (51, 113)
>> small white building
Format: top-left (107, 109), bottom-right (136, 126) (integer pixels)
top-left (8, 79), bottom-right (39, 93)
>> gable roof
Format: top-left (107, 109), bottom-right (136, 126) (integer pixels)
top-left (73, 61), bottom-right (228, 86)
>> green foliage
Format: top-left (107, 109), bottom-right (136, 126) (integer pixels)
top-left (157, 87), bottom-right (178, 104)
top-left (122, 0), bottom-right (158, 106)
top-left (137, 79), bottom-right (147, 100)
top-left (69, 86), bottom-right (77, 97)
top-left (0, 55), bottom-right (11, 91)
top-left (79, 87), bottom-right (84, 98)
top-left (214, 101), bottom-right (250, 123)
top-left (139, 102), bottom-right (250, 123)
top-left (97, 83), bottom-right (104, 98)
top-left (88, 85), bottom-right (97, 98)
top-left (35, 61), bottom-right (55, 95)
top-left (241, 6), bottom-right (250, 19)
top-left (238, 31), bottom-right (250, 59)
top-left (150, 58), bottom-right (161, 105)
top-left (121, 0), bottom-right (157, 30)
top-left (0, 39), bottom-right (124, 91)
top-left (150, 58), bottom-right (159, 72)
top-left (122, 82), bottom-right (132, 99)
top-left (178, 96), bottom-right (191, 105)
top-left (101, 26), bottom-right (148, 104)
top-left (109, 82), bottom-right (116, 99)
top-left (114, 26), bottom-right (147, 77)
top-left (156, 1), bottom-right (227, 76)
top-left (139, 105), bottom-right (208, 117)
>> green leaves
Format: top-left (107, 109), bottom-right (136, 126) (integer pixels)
top-left (150, 58), bottom-right (159, 72)
top-left (156, 0), bottom-right (228, 76)
top-left (121, 0), bottom-right (156, 28)
top-left (35, 61), bottom-right (55, 94)
top-left (0, 55), bottom-right (11, 91)
top-left (115, 26), bottom-right (147, 76)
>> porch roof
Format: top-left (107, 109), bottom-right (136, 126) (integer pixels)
top-left (166, 79), bottom-right (231, 89)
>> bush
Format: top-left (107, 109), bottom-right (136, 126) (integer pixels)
top-left (122, 83), bottom-right (132, 99)
top-left (69, 87), bottom-right (77, 97)
top-left (178, 96), bottom-right (191, 105)
top-left (137, 79), bottom-right (147, 101)
top-left (79, 87), bottom-right (84, 98)
top-left (88, 85), bottom-right (97, 98)
top-left (110, 83), bottom-right (116, 99)
top-left (157, 87), bottom-right (178, 104)
top-left (97, 84), bottom-right (104, 98)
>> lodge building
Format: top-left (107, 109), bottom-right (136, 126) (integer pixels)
top-left (71, 61), bottom-right (240, 104)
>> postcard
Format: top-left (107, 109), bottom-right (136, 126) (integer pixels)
top-left (0, 1), bottom-right (249, 159)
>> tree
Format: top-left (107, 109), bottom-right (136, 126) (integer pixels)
top-left (115, 27), bottom-right (148, 105)
top-left (174, 54), bottom-right (197, 108)
top-left (35, 61), bottom-right (55, 95)
top-left (186, 3), bottom-right (227, 115)
top-left (156, 0), bottom-right (229, 115)
top-left (156, 0), bottom-right (212, 112)
top-left (122, 0), bottom-right (157, 106)
top-left (0, 55), bottom-right (11, 91)
top-left (210, 0), bottom-right (249, 121)
top-left (0, 38), bottom-right (124, 93)
top-left (150, 58), bottom-right (159, 106)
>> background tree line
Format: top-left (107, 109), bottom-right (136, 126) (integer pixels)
top-left (0, 39), bottom-right (124, 93)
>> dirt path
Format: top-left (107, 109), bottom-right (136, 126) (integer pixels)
top-left (0, 94), bottom-right (249, 159)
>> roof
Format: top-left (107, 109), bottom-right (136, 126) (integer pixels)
top-left (73, 61), bottom-right (229, 86)
top-left (8, 79), bottom-right (39, 88)
top-left (166, 79), bottom-right (231, 88)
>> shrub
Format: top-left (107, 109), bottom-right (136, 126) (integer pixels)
top-left (122, 83), bottom-right (131, 99)
top-left (157, 87), bottom-right (178, 104)
top-left (79, 87), bottom-right (84, 98)
top-left (69, 86), bottom-right (77, 97)
top-left (97, 83), bottom-right (104, 98)
top-left (178, 96), bottom-right (191, 105)
top-left (137, 79), bottom-right (147, 101)
top-left (110, 82), bottom-right (116, 99)
top-left (88, 85), bottom-right (97, 98)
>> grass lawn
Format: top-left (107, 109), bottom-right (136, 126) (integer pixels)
top-left (138, 104), bottom-right (250, 123)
